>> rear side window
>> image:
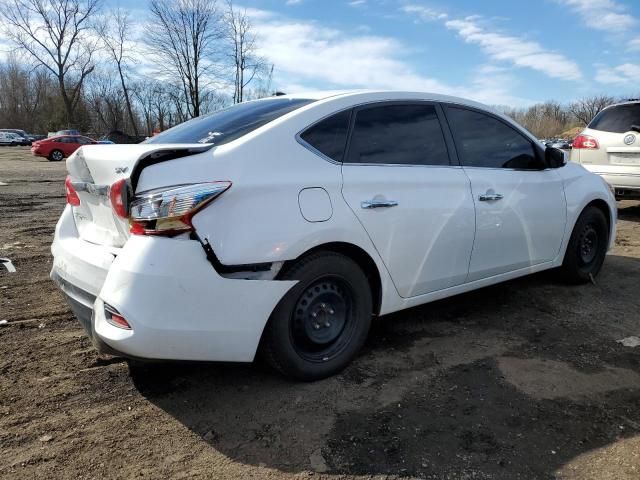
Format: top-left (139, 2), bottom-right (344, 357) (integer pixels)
top-left (446, 106), bottom-right (539, 169)
top-left (589, 104), bottom-right (640, 133)
top-left (145, 98), bottom-right (314, 145)
top-left (300, 110), bottom-right (351, 162)
top-left (346, 103), bottom-right (449, 165)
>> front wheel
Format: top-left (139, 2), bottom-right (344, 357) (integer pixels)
top-left (261, 251), bottom-right (373, 381)
top-left (560, 206), bottom-right (609, 283)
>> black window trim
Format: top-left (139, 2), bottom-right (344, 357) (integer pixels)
top-left (295, 106), bottom-right (354, 164)
top-left (441, 102), bottom-right (548, 171)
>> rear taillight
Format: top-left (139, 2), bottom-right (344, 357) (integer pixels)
top-left (129, 182), bottom-right (231, 236)
top-left (572, 134), bottom-right (599, 149)
top-left (65, 176), bottom-right (80, 206)
top-left (110, 178), bottom-right (128, 218)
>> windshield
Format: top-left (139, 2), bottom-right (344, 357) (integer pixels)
top-left (589, 103), bottom-right (640, 133)
top-left (145, 97), bottom-right (315, 145)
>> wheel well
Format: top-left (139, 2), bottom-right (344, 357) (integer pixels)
top-left (585, 199), bottom-right (612, 234)
top-left (280, 242), bottom-right (383, 315)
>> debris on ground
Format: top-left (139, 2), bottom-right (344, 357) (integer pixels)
top-left (617, 336), bottom-right (640, 348)
top-left (0, 257), bottom-right (16, 272)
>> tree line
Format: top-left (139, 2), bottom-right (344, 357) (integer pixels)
top-left (498, 95), bottom-right (637, 139)
top-left (0, 0), bottom-right (272, 138)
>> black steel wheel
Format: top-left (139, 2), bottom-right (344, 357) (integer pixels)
top-left (560, 206), bottom-right (609, 283)
top-left (262, 251), bottom-right (373, 381)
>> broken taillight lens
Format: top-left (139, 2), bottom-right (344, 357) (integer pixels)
top-left (129, 182), bottom-right (231, 236)
top-left (65, 176), bottom-right (80, 206)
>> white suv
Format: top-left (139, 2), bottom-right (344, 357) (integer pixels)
top-left (571, 100), bottom-right (640, 199)
top-left (51, 90), bottom-right (616, 380)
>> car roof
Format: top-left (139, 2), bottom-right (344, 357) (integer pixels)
top-left (599, 99), bottom-right (640, 112)
top-left (277, 89), bottom-right (493, 111)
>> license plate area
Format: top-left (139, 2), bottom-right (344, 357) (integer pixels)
top-left (610, 153), bottom-right (640, 165)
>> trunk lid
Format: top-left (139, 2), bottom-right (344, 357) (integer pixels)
top-left (66, 143), bottom-right (211, 247)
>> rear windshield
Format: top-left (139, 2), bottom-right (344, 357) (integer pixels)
top-left (144, 98), bottom-right (314, 145)
top-left (589, 103), bottom-right (640, 133)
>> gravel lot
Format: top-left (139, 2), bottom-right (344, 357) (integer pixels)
top-left (1, 146), bottom-right (639, 480)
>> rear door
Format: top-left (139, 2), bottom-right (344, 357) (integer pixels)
top-left (340, 102), bottom-right (475, 298)
top-left (443, 105), bottom-right (566, 281)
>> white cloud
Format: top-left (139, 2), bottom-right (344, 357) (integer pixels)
top-left (285, 0), bottom-right (303, 5)
top-left (445, 17), bottom-right (583, 81)
top-left (630, 37), bottom-right (640, 50)
top-left (401, 5), bottom-right (448, 21)
top-left (248, 10), bottom-right (533, 106)
top-left (348, 0), bottom-right (367, 6)
top-left (595, 62), bottom-right (640, 84)
top-left (558, 0), bottom-right (636, 32)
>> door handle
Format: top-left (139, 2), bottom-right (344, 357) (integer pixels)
top-left (478, 193), bottom-right (504, 202)
top-left (361, 200), bottom-right (398, 209)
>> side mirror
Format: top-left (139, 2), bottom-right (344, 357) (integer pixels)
top-left (545, 147), bottom-right (566, 168)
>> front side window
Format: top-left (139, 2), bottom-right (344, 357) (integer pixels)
top-left (145, 98), bottom-right (314, 145)
top-left (300, 110), bottom-right (351, 162)
top-left (589, 103), bottom-right (640, 133)
top-left (446, 106), bottom-right (540, 169)
top-left (346, 103), bottom-right (449, 165)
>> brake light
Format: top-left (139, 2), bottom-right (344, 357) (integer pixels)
top-left (129, 182), bottom-right (231, 236)
top-left (65, 176), bottom-right (80, 206)
top-left (110, 179), bottom-right (128, 218)
top-left (573, 134), bottom-right (599, 149)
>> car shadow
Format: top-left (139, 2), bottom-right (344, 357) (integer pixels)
top-left (130, 254), bottom-right (640, 479)
top-left (617, 200), bottom-right (640, 222)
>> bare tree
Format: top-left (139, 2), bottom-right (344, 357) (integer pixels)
top-left (98, 8), bottom-right (139, 136)
top-left (1, 0), bottom-right (101, 126)
top-left (569, 95), bottom-right (616, 125)
top-left (225, 1), bottom-right (266, 103)
top-left (0, 55), bottom-right (60, 132)
top-left (145, 0), bottom-right (224, 118)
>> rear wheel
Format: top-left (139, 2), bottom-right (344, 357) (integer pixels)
top-left (261, 251), bottom-right (372, 381)
top-left (560, 206), bottom-right (609, 283)
top-left (48, 149), bottom-right (64, 161)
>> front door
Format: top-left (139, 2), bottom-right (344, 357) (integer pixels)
top-left (443, 105), bottom-right (567, 281)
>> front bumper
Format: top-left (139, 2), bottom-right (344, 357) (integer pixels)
top-left (51, 206), bottom-right (296, 362)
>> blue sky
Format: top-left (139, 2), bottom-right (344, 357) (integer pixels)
top-left (14, 0), bottom-right (640, 106)
top-left (231, 0), bottom-right (639, 106)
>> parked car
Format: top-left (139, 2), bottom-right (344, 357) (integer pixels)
top-left (51, 91), bottom-right (616, 380)
top-left (31, 135), bottom-right (96, 161)
top-left (0, 129), bottom-right (31, 145)
top-left (54, 129), bottom-right (81, 137)
top-left (571, 100), bottom-right (640, 199)
top-left (0, 131), bottom-right (23, 146)
top-left (551, 139), bottom-right (572, 150)
top-left (96, 140), bottom-right (115, 144)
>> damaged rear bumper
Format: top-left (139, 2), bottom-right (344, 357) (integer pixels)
top-left (51, 207), bottom-right (297, 362)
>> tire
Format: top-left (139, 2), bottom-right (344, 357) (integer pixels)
top-left (261, 251), bottom-right (373, 381)
top-left (48, 149), bottom-right (64, 162)
top-left (560, 206), bottom-right (609, 284)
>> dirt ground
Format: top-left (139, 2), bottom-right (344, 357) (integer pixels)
top-left (1, 146), bottom-right (639, 480)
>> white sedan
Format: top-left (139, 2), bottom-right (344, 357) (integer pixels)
top-left (51, 90), bottom-right (616, 380)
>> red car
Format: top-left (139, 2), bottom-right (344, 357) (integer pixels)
top-left (31, 135), bottom-right (96, 161)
